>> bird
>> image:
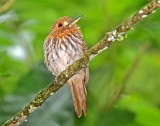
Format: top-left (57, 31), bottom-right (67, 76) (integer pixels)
top-left (43, 16), bottom-right (89, 118)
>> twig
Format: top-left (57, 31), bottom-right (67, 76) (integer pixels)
top-left (0, 0), bottom-right (15, 14)
top-left (2, 0), bottom-right (160, 126)
top-left (101, 43), bottom-right (149, 112)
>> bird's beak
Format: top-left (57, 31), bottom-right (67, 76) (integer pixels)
top-left (69, 15), bottom-right (82, 27)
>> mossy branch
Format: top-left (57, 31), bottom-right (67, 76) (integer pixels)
top-left (2, 0), bottom-right (160, 126)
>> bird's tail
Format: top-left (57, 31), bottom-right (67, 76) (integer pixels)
top-left (69, 78), bottom-right (87, 118)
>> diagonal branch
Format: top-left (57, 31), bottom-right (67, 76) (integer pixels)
top-left (2, 0), bottom-right (160, 126)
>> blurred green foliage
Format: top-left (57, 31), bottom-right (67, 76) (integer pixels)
top-left (0, 0), bottom-right (160, 126)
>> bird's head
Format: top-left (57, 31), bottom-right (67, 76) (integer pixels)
top-left (49, 16), bottom-right (81, 38)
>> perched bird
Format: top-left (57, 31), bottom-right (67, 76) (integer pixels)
top-left (43, 16), bottom-right (89, 117)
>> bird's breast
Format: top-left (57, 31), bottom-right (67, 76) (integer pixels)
top-left (44, 34), bottom-right (85, 76)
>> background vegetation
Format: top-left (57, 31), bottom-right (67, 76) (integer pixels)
top-left (0, 0), bottom-right (160, 126)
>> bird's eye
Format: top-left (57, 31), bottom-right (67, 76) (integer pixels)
top-left (58, 23), bottom-right (63, 27)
